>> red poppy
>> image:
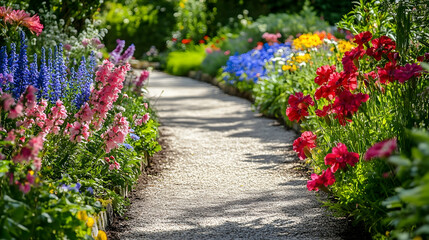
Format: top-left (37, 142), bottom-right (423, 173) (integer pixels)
top-left (293, 131), bottom-right (317, 160)
top-left (366, 36), bottom-right (396, 61)
top-left (199, 39), bottom-right (205, 44)
top-left (354, 31), bottom-right (373, 45)
top-left (315, 65), bottom-right (336, 86)
top-left (394, 63), bottom-right (423, 83)
top-left (364, 138), bottom-right (397, 161)
top-left (286, 92), bottom-right (314, 122)
top-left (203, 35), bottom-right (209, 40)
top-left (324, 143), bottom-right (359, 172)
top-left (307, 168), bottom-right (336, 191)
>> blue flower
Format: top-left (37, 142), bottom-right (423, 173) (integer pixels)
top-left (129, 133), bottom-right (140, 140)
top-left (87, 187), bottom-right (94, 195)
top-left (223, 43), bottom-right (294, 84)
top-left (122, 143), bottom-right (133, 150)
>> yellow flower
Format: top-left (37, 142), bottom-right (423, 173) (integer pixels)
top-left (282, 65), bottom-right (291, 71)
top-left (293, 33), bottom-right (322, 50)
top-left (179, 2), bottom-right (185, 8)
top-left (291, 65), bottom-right (297, 72)
top-left (86, 217), bottom-right (95, 228)
top-left (96, 230), bottom-right (108, 240)
top-left (77, 211), bottom-right (88, 221)
top-left (413, 236), bottom-right (422, 240)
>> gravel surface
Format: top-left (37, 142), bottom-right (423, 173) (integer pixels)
top-left (119, 72), bottom-right (349, 240)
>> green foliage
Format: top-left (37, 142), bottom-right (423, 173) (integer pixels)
top-left (166, 46), bottom-right (206, 76)
top-left (244, 3), bottom-right (330, 42)
top-left (100, 0), bottom-right (176, 57)
top-left (0, 172), bottom-right (97, 239)
top-left (382, 129), bottom-right (429, 240)
top-left (201, 51), bottom-right (229, 76)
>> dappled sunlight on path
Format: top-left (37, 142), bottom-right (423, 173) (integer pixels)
top-left (119, 72), bottom-right (349, 240)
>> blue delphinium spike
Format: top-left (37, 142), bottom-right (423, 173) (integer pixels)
top-left (0, 46), bottom-right (8, 75)
top-left (55, 44), bottom-right (68, 99)
top-left (89, 51), bottom-right (97, 75)
top-left (8, 43), bottom-right (17, 76)
top-left (13, 32), bottom-right (31, 99)
top-left (29, 53), bottom-right (39, 87)
top-left (38, 48), bottom-right (50, 100)
top-left (49, 45), bottom-right (61, 102)
top-left (73, 56), bottom-right (89, 109)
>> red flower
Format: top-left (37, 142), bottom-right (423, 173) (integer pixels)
top-left (293, 131), bottom-right (317, 160)
top-left (377, 62), bottom-right (397, 84)
top-left (307, 168), bottom-right (336, 191)
top-left (199, 39), bottom-right (205, 44)
top-left (324, 143), bottom-right (359, 172)
top-left (315, 104), bottom-right (333, 117)
top-left (394, 63), bottom-right (423, 83)
top-left (203, 35), bottom-right (210, 40)
top-left (331, 91), bottom-right (369, 126)
top-left (172, 38), bottom-right (177, 42)
top-left (366, 36), bottom-right (396, 61)
top-left (364, 138), bottom-right (397, 161)
top-left (342, 46), bottom-right (365, 73)
top-left (286, 92), bottom-right (314, 122)
top-left (314, 71), bottom-right (357, 101)
top-left (354, 31), bottom-right (373, 45)
top-left (181, 39), bottom-right (192, 44)
top-left (315, 65), bottom-right (336, 86)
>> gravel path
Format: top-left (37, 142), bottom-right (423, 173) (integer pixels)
top-left (119, 72), bottom-right (347, 240)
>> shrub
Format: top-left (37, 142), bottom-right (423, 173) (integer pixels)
top-left (165, 46), bottom-right (206, 76)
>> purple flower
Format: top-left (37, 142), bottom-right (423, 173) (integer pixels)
top-left (130, 133), bottom-right (140, 140)
top-left (118, 44), bottom-right (135, 63)
top-left (110, 39), bottom-right (125, 64)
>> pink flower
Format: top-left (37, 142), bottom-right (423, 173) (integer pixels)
top-left (394, 63), bottom-right (423, 83)
top-left (364, 138), bottom-right (397, 161)
top-left (82, 38), bottom-right (90, 47)
top-left (33, 157), bottom-right (41, 171)
top-left (224, 50), bottom-right (230, 56)
top-left (143, 103), bottom-right (148, 109)
top-left (64, 44), bottom-right (72, 51)
top-left (307, 168), bottom-right (336, 191)
top-left (68, 121), bottom-right (90, 143)
top-left (135, 70), bottom-right (150, 87)
top-left (5, 10), bottom-right (43, 36)
top-left (142, 113), bottom-right (150, 123)
top-left (1, 93), bottom-right (15, 111)
top-left (75, 102), bottom-right (94, 123)
top-left (18, 182), bottom-right (31, 194)
top-left (324, 143), bottom-right (360, 173)
top-left (102, 113), bottom-right (130, 153)
top-left (109, 161), bottom-right (120, 170)
top-left (8, 103), bottom-right (23, 119)
top-left (293, 131), bottom-right (317, 160)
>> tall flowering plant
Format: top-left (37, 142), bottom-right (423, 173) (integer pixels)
top-left (285, 29), bottom-right (428, 235)
top-left (0, 32), bottom-right (96, 111)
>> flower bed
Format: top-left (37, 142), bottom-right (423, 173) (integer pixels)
top-left (194, 1), bottom-right (429, 238)
top-left (0, 6), bottom-right (160, 239)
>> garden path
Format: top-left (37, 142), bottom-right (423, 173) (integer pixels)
top-left (119, 71), bottom-right (347, 240)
